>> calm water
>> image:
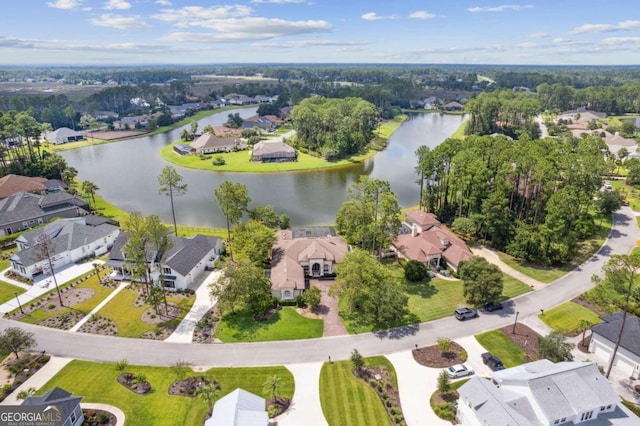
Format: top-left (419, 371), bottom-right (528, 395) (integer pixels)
top-left (61, 109), bottom-right (467, 227)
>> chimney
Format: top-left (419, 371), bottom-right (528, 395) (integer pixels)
top-left (442, 239), bottom-right (451, 248)
top-left (411, 225), bottom-right (418, 237)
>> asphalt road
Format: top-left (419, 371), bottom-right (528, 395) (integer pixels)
top-left (1, 207), bottom-right (637, 367)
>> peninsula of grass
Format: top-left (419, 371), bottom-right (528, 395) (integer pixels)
top-left (159, 115), bottom-right (407, 173)
top-left (538, 301), bottom-right (602, 335)
top-left (0, 281), bottom-right (26, 305)
top-left (213, 307), bottom-right (323, 342)
top-left (320, 358), bottom-right (393, 426)
top-left (48, 105), bottom-right (251, 152)
top-left (39, 360), bottom-right (294, 426)
top-left (475, 329), bottom-right (526, 368)
top-left (340, 262), bottom-right (532, 334)
top-left (98, 287), bottom-right (194, 338)
top-left (18, 274), bottom-right (114, 325)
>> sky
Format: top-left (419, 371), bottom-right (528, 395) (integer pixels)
top-left (1, 0), bottom-right (640, 65)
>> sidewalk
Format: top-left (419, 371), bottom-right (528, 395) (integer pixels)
top-left (276, 362), bottom-right (327, 426)
top-left (0, 261), bottom-right (104, 314)
top-left (471, 247), bottom-right (545, 289)
top-left (0, 356), bottom-right (73, 405)
top-left (386, 351), bottom-right (450, 426)
top-left (165, 270), bottom-right (221, 343)
top-left (68, 281), bottom-right (129, 332)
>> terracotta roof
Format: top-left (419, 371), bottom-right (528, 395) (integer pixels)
top-left (405, 210), bottom-right (441, 228)
top-left (393, 234), bottom-right (441, 263)
top-left (270, 230), bottom-right (349, 291)
top-left (0, 174), bottom-right (47, 199)
top-left (211, 126), bottom-right (243, 137)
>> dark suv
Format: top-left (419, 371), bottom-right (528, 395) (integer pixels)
top-left (481, 352), bottom-right (505, 371)
top-left (455, 307), bottom-right (478, 321)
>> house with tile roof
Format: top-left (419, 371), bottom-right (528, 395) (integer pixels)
top-left (206, 388), bottom-right (268, 426)
top-left (589, 313), bottom-right (640, 380)
top-left (9, 217), bottom-right (119, 280)
top-left (391, 210), bottom-right (473, 271)
top-left (457, 360), bottom-right (637, 426)
top-left (22, 387), bottom-right (84, 426)
top-left (0, 192), bottom-right (90, 237)
top-left (0, 174), bottom-right (68, 199)
top-left (270, 227), bottom-right (350, 300)
top-left (107, 233), bottom-right (222, 290)
top-left (251, 140), bottom-right (296, 163)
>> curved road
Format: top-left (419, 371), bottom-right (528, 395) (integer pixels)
top-left (1, 207), bottom-right (637, 367)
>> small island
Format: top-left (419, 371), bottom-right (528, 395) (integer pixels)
top-left (160, 97), bottom-right (407, 173)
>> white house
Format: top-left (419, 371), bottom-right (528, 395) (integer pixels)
top-left (107, 233), bottom-right (222, 291)
top-left (206, 388), bottom-right (268, 426)
top-left (41, 127), bottom-right (84, 145)
top-left (589, 313), bottom-right (640, 380)
top-left (9, 218), bottom-right (119, 280)
top-left (457, 360), bottom-right (636, 426)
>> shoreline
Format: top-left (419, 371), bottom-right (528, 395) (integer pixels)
top-left (46, 105), bottom-right (251, 152)
top-left (159, 114), bottom-right (408, 173)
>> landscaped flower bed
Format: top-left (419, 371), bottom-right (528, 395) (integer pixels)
top-left (0, 353), bottom-right (50, 402)
top-left (117, 372), bottom-right (151, 394)
top-left (412, 341), bottom-right (468, 368)
top-left (192, 307), bottom-right (219, 343)
top-left (78, 315), bottom-right (118, 336)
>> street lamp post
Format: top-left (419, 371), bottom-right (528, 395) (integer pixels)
top-left (512, 311), bottom-right (520, 334)
top-left (14, 292), bottom-right (23, 314)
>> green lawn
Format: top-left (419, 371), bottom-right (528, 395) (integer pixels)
top-left (320, 359), bottom-right (392, 426)
top-left (213, 307), bottom-right (323, 342)
top-left (341, 262), bottom-right (532, 334)
top-left (475, 330), bottom-right (526, 368)
top-left (538, 301), bottom-right (602, 335)
top-left (159, 115), bottom-right (407, 173)
top-left (18, 274), bottom-right (115, 324)
top-left (0, 280), bottom-right (25, 305)
top-left (39, 360), bottom-right (294, 426)
top-left (0, 246), bottom-right (16, 270)
top-left (98, 287), bottom-right (194, 338)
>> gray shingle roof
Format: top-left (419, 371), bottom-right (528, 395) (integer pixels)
top-left (11, 218), bottom-right (118, 267)
top-left (0, 191), bottom-right (89, 226)
top-left (591, 312), bottom-right (640, 357)
top-left (164, 235), bottom-right (220, 276)
top-left (22, 386), bottom-right (82, 422)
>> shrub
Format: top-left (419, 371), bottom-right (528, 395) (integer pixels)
top-left (115, 359), bottom-right (128, 371)
top-left (212, 156), bottom-right (226, 166)
top-left (404, 260), bottom-right (428, 282)
top-left (98, 413), bottom-right (109, 423)
top-left (267, 405), bottom-right (280, 418)
top-left (47, 304), bottom-right (56, 310)
top-left (394, 414), bottom-right (404, 423)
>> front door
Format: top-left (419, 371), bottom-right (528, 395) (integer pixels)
top-left (633, 363), bottom-right (640, 380)
top-left (312, 263), bottom-right (321, 277)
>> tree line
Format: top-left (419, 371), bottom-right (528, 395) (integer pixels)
top-left (415, 133), bottom-right (611, 265)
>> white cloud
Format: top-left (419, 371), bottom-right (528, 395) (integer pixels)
top-left (468, 4), bottom-right (533, 13)
top-left (90, 14), bottom-right (151, 29)
top-left (0, 36), bottom-right (169, 53)
top-left (517, 42), bottom-right (541, 48)
top-left (104, 0), bottom-right (131, 10)
top-left (155, 0), bottom-right (171, 5)
top-left (409, 11), bottom-right (436, 19)
top-left (152, 5), bottom-right (253, 23)
top-left (569, 20), bottom-right (640, 34)
top-left (82, 6), bottom-right (92, 11)
top-left (46, 0), bottom-right (82, 9)
top-left (601, 37), bottom-right (640, 46)
top-left (250, 0), bottom-right (304, 3)
top-left (361, 12), bottom-right (396, 21)
top-left (256, 39), bottom-right (370, 48)
top-left (164, 18), bottom-right (330, 42)
top-left (528, 32), bottom-right (549, 38)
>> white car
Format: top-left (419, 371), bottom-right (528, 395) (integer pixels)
top-left (446, 364), bottom-right (474, 379)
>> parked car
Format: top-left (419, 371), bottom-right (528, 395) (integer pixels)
top-left (483, 301), bottom-right (504, 312)
top-left (446, 364), bottom-right (475, 379)
top-left (455, 307), bottom-right (478, 321)
top-left (481, 352), bottom-right (505, 371)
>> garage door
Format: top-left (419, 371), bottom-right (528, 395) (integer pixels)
top-left (615, 356), bottom-right (635, 378)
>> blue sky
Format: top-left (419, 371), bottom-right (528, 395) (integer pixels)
top-left (2, 1), bottom-right (640, 65)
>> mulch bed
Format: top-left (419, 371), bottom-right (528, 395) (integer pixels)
top-left (500, 323), bottom-right (542, 362)
top-left (82, 408), bottom-right (117, 426)
top-left (267, 396), bottom-right (291, 418)
top-left (0, 353), bottom-right (51, 403)
top-left (253, 306), bottom-right (281, 321)
top-left (572, 296), bottom-right (606, 316)
top-left (79, 315), bottom-right (118, 336)
top-left (141, 303), bottom-right (182, 324)
top-left (117, 373), bottom-right (151, 394)
top-left (412, 341), bottom-right (467, 368)
top-left (37, 311), bottom-right (85, 330)
top-left (168, 377), bottom-right (218, 397)
top-left (193, 307), bottom-right (220, 344)
top-left (355, 366), bottom-right (404, 425)
top-left (577, 335), bottom-right (591, 353)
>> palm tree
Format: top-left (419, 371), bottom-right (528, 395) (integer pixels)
top-left (195, 383), bottom-right (220, 417)
top-left (82, 180), bottom-right (99, 211)
top-left (262, 375), bottom-right (283, 401)
top-left (578, 319), bottom-right (593, 348)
